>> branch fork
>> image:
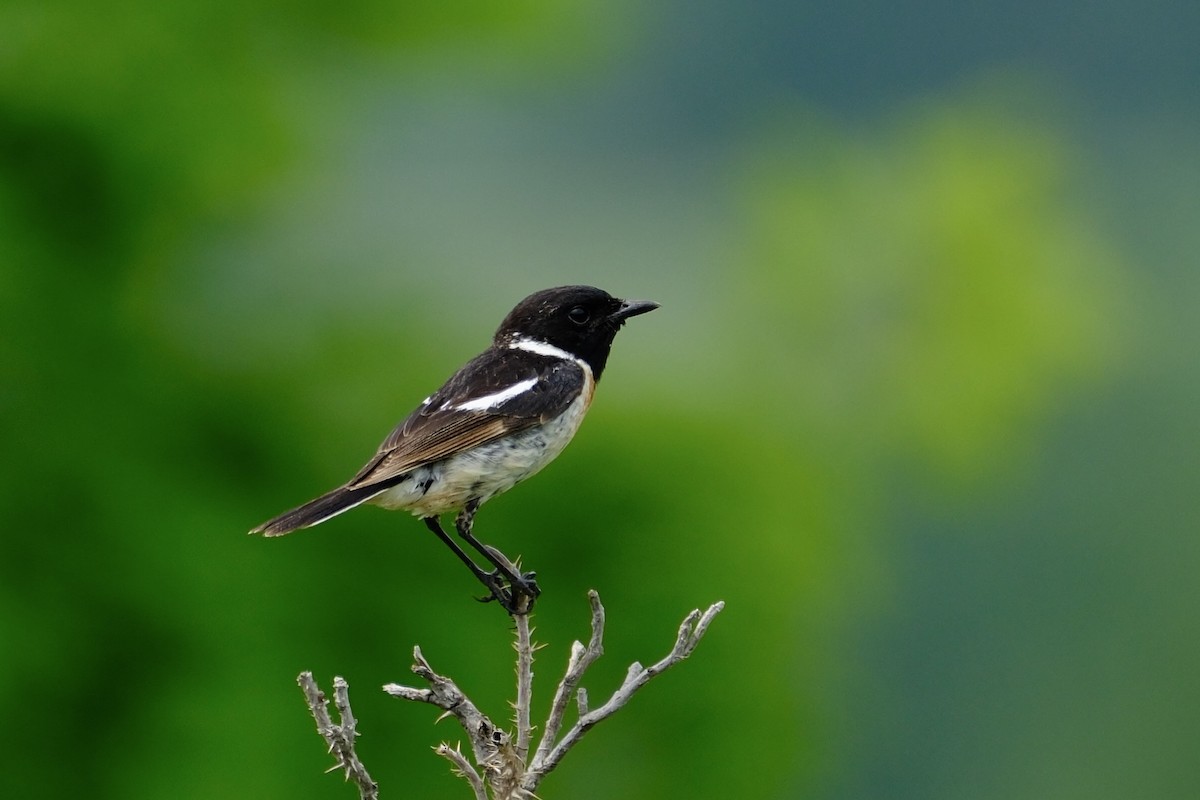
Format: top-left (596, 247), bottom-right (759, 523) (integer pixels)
top-left (300, 591), bottom-right (724, 798)
top-left (297, 673), bottom-right (379, 800)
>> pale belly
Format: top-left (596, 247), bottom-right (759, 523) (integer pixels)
top-left (369, 393), bottom-right (590, 518)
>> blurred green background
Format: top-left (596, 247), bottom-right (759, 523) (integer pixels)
top-left (2, 1), bottom-right (1197, 798)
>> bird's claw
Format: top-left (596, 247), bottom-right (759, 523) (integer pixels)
top-left (474, 570), bottom-right (540, 615)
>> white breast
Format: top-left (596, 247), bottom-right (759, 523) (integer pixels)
top-left (371, 369), bottom-right (594, 518)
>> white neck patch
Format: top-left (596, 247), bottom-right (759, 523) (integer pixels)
top-left (509, 338), bottom-right (579, 364)
top-left (508, 338), bottom-right (595, 386)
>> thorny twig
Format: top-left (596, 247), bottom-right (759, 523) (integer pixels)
top-left (521, 593), bottom-right (723, 789)
top-left (513, 612), bottom-right (535, 764)
top-left (295, 592), bottom-right (723, 798)
top-left (436, 743), bottom-right (488, 800)
top-left (383, 590), bottom-right (724, 798)
top-left (297, 673), bottom-right (379, 800)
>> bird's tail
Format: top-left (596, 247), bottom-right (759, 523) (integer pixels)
top-left (249, 483), bottom-right (385, 537)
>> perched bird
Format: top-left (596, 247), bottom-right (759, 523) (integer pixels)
top-left (250, 285), bottom-right (658, 613)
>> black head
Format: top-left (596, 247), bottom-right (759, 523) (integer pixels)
top-left (494, 285), bottom-right (659, 379)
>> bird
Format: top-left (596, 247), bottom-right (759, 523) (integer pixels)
top-left (250, 285), bottom-right (659, 613)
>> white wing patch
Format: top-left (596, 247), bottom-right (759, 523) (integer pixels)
top-left (447, 377), bottom-right (538, 412)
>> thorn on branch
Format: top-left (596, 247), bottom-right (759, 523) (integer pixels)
top-left (297, 672), bottom-right (379, 800)
top-left (436, 743), bottom-right (488, 800)
top-left (382, 591), bottom-right (724, 798)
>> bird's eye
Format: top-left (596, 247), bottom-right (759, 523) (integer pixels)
top-left (567, 306), bottom-right (590, 325)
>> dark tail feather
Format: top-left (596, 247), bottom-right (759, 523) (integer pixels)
top-left (250, 484), bottom-right (385, 537)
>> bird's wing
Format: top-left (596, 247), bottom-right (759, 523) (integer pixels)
top-left (346, 350), bottom-right (586, 490)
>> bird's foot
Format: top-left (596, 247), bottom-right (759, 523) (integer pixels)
top-left (476, 569), bottom-right (540, 615)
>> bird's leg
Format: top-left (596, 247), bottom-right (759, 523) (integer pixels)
top-left (422, 516), bottom-right (510, 604)
top-left (455, 500), bottom-right (540, 614)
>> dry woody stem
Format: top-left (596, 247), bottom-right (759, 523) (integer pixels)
top-left (298, 590), bottom-right (724, 798)
top-left (385, 590), bottom-right (724, 798)
top-left (297, 673), bottom-right (379, 800)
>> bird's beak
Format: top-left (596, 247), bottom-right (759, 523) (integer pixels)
top-left (611, 299), bottom-right (660, 322)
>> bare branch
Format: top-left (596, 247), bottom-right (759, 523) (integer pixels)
top-left (435, 743), bottom-right (488, 800)
top-left (513, 613), bottom-right (535, 763)
top-left (522, 600), bottom-right (725, 790)
top-left (383, 646), bottom-right (500, 768)
top-left (379, 594), bottom-right (723, 798)
top-left (532, 590), bottom-right (605, 768)
top-left (384, 648), bottom-right (530, 799)
top-left (297, 672), bottom-right (379, 800)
